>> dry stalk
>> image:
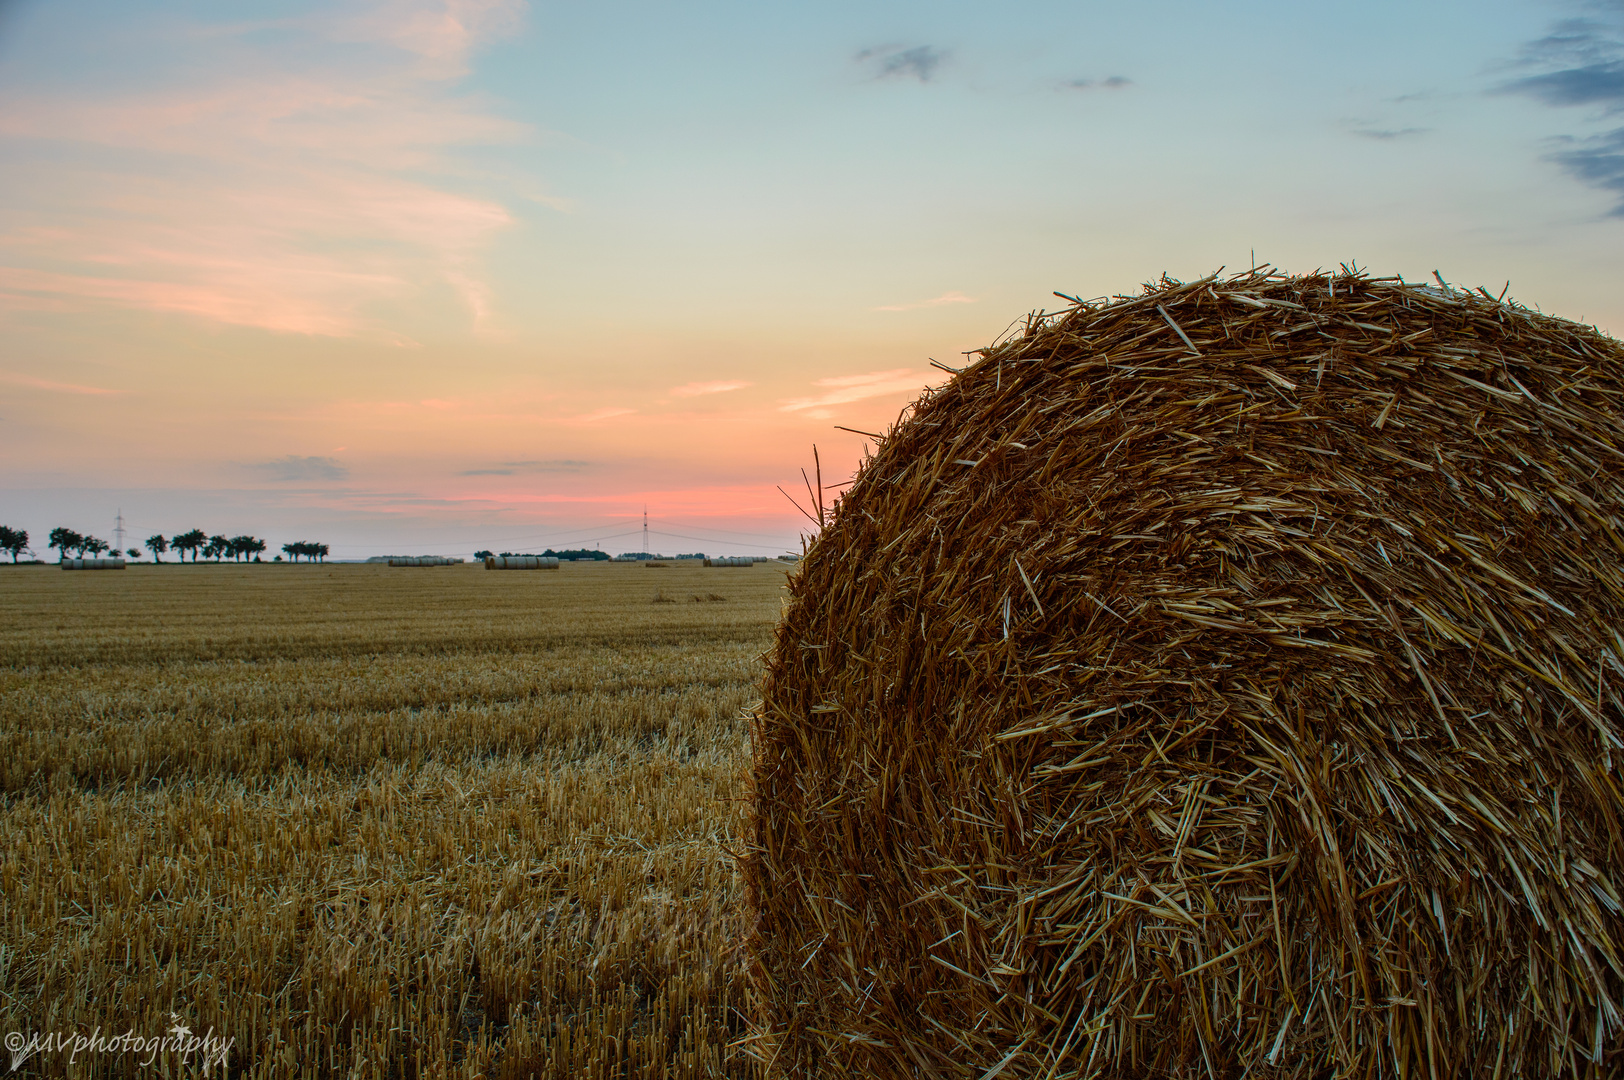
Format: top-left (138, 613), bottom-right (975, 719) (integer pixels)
top-left (745, 268), bottom-right (1624, 1079)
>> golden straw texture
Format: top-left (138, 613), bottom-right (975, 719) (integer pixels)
top-left (744, 268), bottom-right (1624, 1078)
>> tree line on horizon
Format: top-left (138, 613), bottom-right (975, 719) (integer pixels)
top-left (472, 548), bottom-right (612, 561)
top-left (0, 526), bottom-right (330, 564)
top-left (0, 526), bottom-right (29, 562)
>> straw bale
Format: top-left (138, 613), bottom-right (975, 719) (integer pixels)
top-left (743, 269), bottom-right (1624, 1078)
top-left (61, 557), bottom-right (126, 570)
top-left (483, 555), bottom-right (559, 569)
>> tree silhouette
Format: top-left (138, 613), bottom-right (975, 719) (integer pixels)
top-left (127, 548), bottom-right (141, 559)
top-left (0, 526), bottom-right (28, 563)
top-left (83, 536), bottom-right (109, 557)
top-left (172, 529), bottom-right (206, 562)
top-left (281, 541), bottom-right (330, 562)
top-left (48, 528), bottom-right (82, 563)
top-left (145, 534), bottom-right (168, 563)
top-left (203, 535), bottom-right (229, 561)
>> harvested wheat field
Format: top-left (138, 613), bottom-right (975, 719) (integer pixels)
top-left (1, 559), bottom-right (788, 1078)
top-left (746, 268), bottom-right (1624, 1078)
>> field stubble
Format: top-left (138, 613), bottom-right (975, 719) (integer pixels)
top-left (0, 561), bottom-right (788, 1078)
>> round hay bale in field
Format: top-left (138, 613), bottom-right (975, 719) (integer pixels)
top-left (743, 269), bottom-right (1624, 1079)
top-left (484, 555), bottom-right (559, 569)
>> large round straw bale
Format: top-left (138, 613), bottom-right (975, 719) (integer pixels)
top-left (744, 269), bottom-right (1624, 1078)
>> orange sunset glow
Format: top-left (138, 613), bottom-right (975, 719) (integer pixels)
top-left (4, 0), bottom-right (1622, 559)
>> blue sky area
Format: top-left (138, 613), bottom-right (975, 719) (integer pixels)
top-left (2, 0), bottom-right (1621, 557)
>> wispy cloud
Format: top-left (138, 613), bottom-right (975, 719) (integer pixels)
top-left (246, 455), bottom-right (350, 482)
top-left (569, 407), bottom-right (635, 423)
top-left (326, 0), bottom-right (527, 81)
top-left (1548, 127), bottom-right (1624, 215)
top-left (1350, 127), bottom-right (1429, 140)
top-left (0, 0), bottom-right (531, 338)
top-left (1497, 16), bottom-right (1624, 109)
top-left (669, 379), bottom-right (751, 397)
top-left (1505, 62), bottom-right (1624, 106)
top-left (1064, 76), bottom-right (1131, 91)
top-left (308, 389), bottom-right (560, 424)
top-left (503, 459), bottom-right (589, 469)
top-left (0, 371), bottom-right (123, 395)
top-left (873, 290), bottom-right (975, 312)
top-left (779, 368), bottom-right (924, 416)
top-left (857, 45), bottom-right (945, 83)
top-left (459, 458), bottom-right (590, 475)
top-left (0, 263), bottom-right (401, 337)
top-left (1496, 10), bottom-right (1624, 213)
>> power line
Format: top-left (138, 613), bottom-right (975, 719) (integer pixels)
top-left (312, 516), bottom-right (807, 556)
top-left (639, 528), bottom-right (802, 550)
top-left (396, 520), bottom-right (801, 551)
top-left (321, 528), bottom-right (649, 555)
top-left (645, 517), bottom-right (800, 543)
top-left (400, 514), bottom-right (804, 549)
top-left (348, 522), bottom-right (646, 549)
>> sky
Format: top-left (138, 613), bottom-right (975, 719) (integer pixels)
top-left (3, 0), bottom-right (1623, 560)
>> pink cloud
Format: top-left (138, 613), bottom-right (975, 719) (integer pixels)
top-left (0, 371), bottom-right (123, 396)
top-left (779, 368), bottom-right (925, 413)
top-left (427, 482), bottom-right (810, 521)
top-left (669, 379), bottom-right (752, 397)
top-left (0, 264), bottom-right (396, 337)
top-left (569, 407), bottom-right (636, 423)
top-left (873, 290), bottom-right (976, 312)
top-left (0, 2), bottom-right (531, 338)
top-left (0, 290), bottom-right (75, 313)
top-left (327, 0), bottom-right (527, 80)
top-left (285, 389), bottom-right (565, 432)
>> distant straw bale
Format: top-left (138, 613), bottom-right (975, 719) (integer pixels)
top-left (744, 268), bottom-right (1624, 1078)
